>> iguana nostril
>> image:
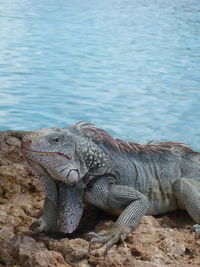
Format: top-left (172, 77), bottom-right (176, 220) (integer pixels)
top-left (21, 139), bottom-right (32, 149)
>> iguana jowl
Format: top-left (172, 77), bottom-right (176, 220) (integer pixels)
top-left (10, 122), bottom-right (200, 247)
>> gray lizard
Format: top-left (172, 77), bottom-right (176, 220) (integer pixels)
top-left (7, 122), bottom-right (200, 248)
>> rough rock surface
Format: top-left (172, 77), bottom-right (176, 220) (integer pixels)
top-left (0, 132), bottom-right (200, 267)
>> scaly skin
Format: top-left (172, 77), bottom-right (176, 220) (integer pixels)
top-left (6, 122), bottom-right (200, 249)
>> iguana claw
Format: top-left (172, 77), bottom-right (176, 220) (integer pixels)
top-left (88, 225), bottom-right (131, 251)
top-left (190, 224), bottom-right (200, 240)
top-left (29, 217), bottom-right (49, 234)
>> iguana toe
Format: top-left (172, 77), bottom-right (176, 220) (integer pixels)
top-left (30, 217), bottom-right (49, 234)
top-left (29, 220), bottom-right (41, 233)
top-left (88, 231), bottom-right (106, 239)
top-left (89, 225), bottom-right (131, 251)
top-left (190, 224), bottom-right (200, 240)
top-left (89, 232), bottom-right (111, 244)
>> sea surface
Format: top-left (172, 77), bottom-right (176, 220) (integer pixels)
top-left (0, 0), bottom-right (200, 150)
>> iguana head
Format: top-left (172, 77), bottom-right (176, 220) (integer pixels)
top-left (20, 127), bottom-right (88, 186)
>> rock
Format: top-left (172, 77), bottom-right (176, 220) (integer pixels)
top-left (96, 246), bottom-right (133, 267)
top-left (76, 259), bottom-right (91, 267)
top-left (0, 130), bottom-right (200, 267)
top-left (0, 235), bottom-right (69, 267)
top-left (132, 261), bottom-right (166, 267)
top-left (3, 135), bottom-right (22, 148)
top-left (0, 235), bottom-right (45, 265)
top-left (66, 239), bottom-right (89, 261)
top-left (18, 235), bottom-right (46, 263)
top-left (160, 237), bottom-right (186, 259)
top-left (49, 238), bottom-right (89, 264)
top-left (141, 246), bottom-right (171, 264)
top-left (26, 251), bottom-right (70, 267)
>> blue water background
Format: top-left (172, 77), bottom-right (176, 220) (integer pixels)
top-left (0, 0), bottom-right (200, 150)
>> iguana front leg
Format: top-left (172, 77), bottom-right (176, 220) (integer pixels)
top-left (85, 176), bottom-right (149, 249)
top-left (27, 160), bottom-right (59, 234)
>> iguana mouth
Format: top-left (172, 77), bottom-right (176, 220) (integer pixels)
top-left (21, 148), bottom-right (71, 160)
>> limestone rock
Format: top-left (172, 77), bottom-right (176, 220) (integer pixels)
top-left (25, 251), bottom-right (69, 267)
top-left (0, 131), bottom-right (200, 267)
top-left (0, 235), bottom-right (69, 267)
top-left (49, 238), bottom-right (89, 264)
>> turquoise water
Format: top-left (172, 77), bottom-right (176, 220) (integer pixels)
top-left (0, 0), bottom-right (200, 150)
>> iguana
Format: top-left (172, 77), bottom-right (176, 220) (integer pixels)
top-left (6, 122), bottom-right (200, 248)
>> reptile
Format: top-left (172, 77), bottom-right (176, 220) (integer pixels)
top-left (6, 122), bottom-right (200, 248)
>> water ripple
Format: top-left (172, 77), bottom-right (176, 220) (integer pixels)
top-left (0, 0), bottom-right (200, 150)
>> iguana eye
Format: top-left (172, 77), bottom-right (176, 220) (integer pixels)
top-left (51, 137), bottom-right (60, 143)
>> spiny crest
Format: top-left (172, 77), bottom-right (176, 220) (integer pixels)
top-left (71, 121), bottom-right (193, 154)
top-left (71, 121), bottom-right (121, 152)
